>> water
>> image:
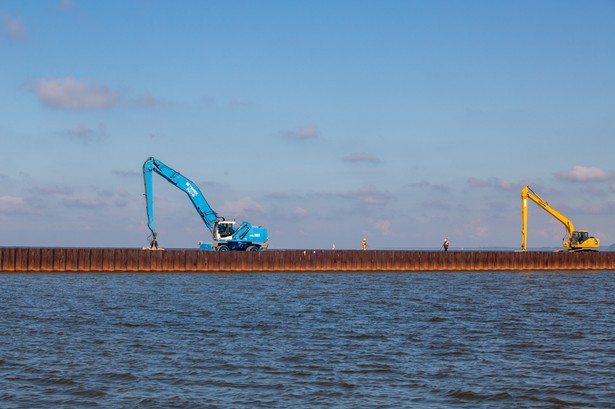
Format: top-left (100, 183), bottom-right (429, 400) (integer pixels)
top-left (0, 271), bottom-right (613, 408)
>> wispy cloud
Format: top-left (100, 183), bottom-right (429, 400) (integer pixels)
top-left (369, 218), bottom-right (393, 236)
top-left (202, 95), bottom-right (217, 106)
top-left (1, 13), bottom-right (26, 41)
top-left (318, 186), bottom-right (392, 206)
top-left (62, 197), bottom-right (107, 208)
top-left (229, 98), bottom-right (250, 107)
top-left (113, 170), bottom-right (141, 178)
top-left (460, 221), bottom-right (489, 238)
top-left (130, 95), bottom-right (162, 107)
top-left (265, 192), bottom-right (305, 201)
top-left (59, 0), bottom-right (73, 10)
top-left (148, 132), bottom-right (164, 140)
top-left (219, 196), bottom-right (264, 218)
top-left (554, 165), bottom-right (614, 182)
top-left (0, 195), bottom-right (32, 214)
top-left (467, 177), bottom-right (516, 190)
top-left (65, 124), bottom-right (107, 142)
top-left (28, 186), bottom-right (72, 196)
top-left (467, 177), bottom-right (490, 188)
top-left (33, 78), bottom-right (119, 109)
top-left (420, 200), bottom-right (454, 212)
top-left (342, 152), bottom-right (381, 164)
top-left (280, 126), bottom-right (320, 140)
top-left (32, 78), bottom-right (163, 110)
top-left (579, 186), bottom-right (609, 198)
top-left (61, 197), bottom-right (107, 209)
top-left (409, 180), bottom-right (453, 193)
top-left (292, 207), bottom-right (311, 219)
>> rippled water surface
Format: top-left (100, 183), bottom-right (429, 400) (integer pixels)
top-left (1, 271), bottom-right (613, 408)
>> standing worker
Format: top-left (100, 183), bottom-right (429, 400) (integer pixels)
top-left (362, 238), bottom-right (367, 251)
top-left (443, 238), bottom-right (449, 252)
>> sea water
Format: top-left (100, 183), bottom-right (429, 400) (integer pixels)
top-left (1, 271), bottom-right (613, 408)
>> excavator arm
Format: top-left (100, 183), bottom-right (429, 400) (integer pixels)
top-left (143, 157), bottom-right (222, 249)
top-left (522, 186), bottom-right (575, 250)
top-left (521, 185), bottom-right (599, 251)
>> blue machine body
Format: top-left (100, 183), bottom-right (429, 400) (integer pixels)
top-left (143, 157), bottom-right (269, 251)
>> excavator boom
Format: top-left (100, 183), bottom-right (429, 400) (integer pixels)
top-left (144, 157), bottom-right (220, 242)
top-left (142, 157), bottom-right (268, 251)
top-left (521, 185), bottom-right (599, 251)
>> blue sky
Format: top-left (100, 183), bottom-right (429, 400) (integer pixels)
top-left (1, 0), bottom-right (614, 250)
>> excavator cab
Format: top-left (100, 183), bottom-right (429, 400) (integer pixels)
top-left (214, 220), bottom-right (235, 239)
top-left (566, 230), bottom-right (599, 251)
top-left (570, 231), bottom-right (588, 246)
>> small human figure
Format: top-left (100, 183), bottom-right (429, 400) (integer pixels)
top-left (443, 238), bottom-right (449, 252)
top-left (362, 238), bottom-right (367, 251)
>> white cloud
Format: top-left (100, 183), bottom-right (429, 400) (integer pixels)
top-left (33, 78), bottom-right (119, 109)
top-left (1, 13), bottom-right (26, 41)
top-left (555, 165), bottom-right (614, 182)
top-left (31, 79), bottom-right (167, 110)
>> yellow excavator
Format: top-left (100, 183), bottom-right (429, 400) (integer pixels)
top-left (521, 185), bottom-right (600, 252)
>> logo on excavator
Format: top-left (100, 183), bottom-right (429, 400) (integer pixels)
top-left (185, 182), bottom-right (199, 198)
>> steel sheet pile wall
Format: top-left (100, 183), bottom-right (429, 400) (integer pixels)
top-left (1, 248), bottom-right (615, 272)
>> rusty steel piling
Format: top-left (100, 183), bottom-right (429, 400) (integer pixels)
top-left (1, 248), bottom-right (615, 272)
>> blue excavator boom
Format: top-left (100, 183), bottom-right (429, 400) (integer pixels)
top-left (143, 157), bottom-right (268, 251)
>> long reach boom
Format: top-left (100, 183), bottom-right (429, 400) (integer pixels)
top-left (521, 185), bottom-right (599, 252)
top-left (143, 157), bottom-right (268, 251)
top-left (143, 157), bottom-right (221, 248)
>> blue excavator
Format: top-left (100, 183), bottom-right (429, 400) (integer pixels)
top-left (143, 157), bottom-right (269, 251)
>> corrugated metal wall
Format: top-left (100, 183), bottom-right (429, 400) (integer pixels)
top-left (1, 248), bottom-right (614, 272)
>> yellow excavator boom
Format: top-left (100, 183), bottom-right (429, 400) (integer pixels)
top-left (521, 186), bottom-right (599, 251)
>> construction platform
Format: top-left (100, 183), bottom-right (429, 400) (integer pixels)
top-left (1, 248), bottom-right (614, 272)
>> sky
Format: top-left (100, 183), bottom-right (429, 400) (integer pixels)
top-left (1, 0), bottom-right (614, 250)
